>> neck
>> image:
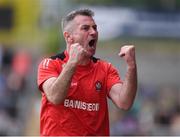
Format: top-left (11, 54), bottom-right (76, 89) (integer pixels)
top-left (78, 57), bottom-right (91, 66)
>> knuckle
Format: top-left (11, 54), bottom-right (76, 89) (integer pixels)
top-left (71, 44), bottom-right (76, 49)
top-left (129, 45), bottom-right (134, 48)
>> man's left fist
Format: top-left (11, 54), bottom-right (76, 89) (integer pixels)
top-left (119, 45), bottom-right (136, 68)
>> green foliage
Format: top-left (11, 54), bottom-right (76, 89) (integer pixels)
top-left (45, 27), bottom-right (65, 55)
top-left (72, 0), bottom-right (114, 6)
top-left (72, 0), bottom-right (180, 10)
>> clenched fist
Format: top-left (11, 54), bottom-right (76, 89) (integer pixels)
top-left (119, 45), bottom-right (136, 68)
top-left (69, 43), bottom-right (88, 65)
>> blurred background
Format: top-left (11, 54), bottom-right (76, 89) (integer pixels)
top-left (0, 0), bottom-right (180, 135)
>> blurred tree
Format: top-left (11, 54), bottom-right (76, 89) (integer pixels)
top-left (72, 0), bottom-right (180, 11)
top-left (44, 27), bottom-right (65, 55)
top-left (144, 0), bottom-right (178, 11)
top-left (160, 0), bottom-right (177, 11)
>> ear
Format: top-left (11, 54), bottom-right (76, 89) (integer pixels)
top-left (63, 31), bottom-right (73, 44)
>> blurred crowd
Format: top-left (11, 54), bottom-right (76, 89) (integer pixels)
top-left (0, 43), bottom-right (180, 136)
top-left (0, 0), bottom-right (180, 135)
top-left (110, 83), bottom-right (180, 136)
top-left (0, 44), bottom-right (32, 135)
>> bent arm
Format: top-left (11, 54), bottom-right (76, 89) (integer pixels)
top-left (109, 65), bottom-right (137, 110)
top-left (109, 45), bottom-right (137, 110)
top-left (42, 43), bottom-right (88, 105)
top-left (42, 61), bottom-right (76, 105)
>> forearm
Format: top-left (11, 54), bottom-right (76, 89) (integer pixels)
top-left (47, 61), bottom-right (77, 104)
top-left (119, 65), bottom-right (137, 109)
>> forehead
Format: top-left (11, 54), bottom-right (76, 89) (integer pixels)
top-left (73, 15), bottom-right (96, 26)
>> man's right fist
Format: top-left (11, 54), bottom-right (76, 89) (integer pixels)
top-left (69, 43), bottom-right (87, 65)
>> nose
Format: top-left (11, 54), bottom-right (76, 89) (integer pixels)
top-left (89, 27), bottom-right (98, 37)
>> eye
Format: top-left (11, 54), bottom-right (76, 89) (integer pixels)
top-left (81, 25), bottom-right (89, 31)
top-left (93, 25), bottom-right (97, 31)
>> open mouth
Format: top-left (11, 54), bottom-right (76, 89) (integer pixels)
top-left (88, 39), bottom-right (96, 47)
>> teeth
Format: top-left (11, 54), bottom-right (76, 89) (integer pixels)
top-left (89, 46), bottom-right (95, 49)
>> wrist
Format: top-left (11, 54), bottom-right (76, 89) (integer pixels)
top-left (66, 60), bottom-right (78, 69)
top-left (127, 63), bottom-right (137, 70)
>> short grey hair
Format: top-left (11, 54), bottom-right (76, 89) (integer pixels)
top-left (61, 8), bottom-right (94, 32)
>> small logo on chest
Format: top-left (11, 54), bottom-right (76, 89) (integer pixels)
top-left (95, 81), bottom-right (102, 91)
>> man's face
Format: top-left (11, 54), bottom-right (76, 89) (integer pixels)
top-left (70, 15), bottom-right (98, 57)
